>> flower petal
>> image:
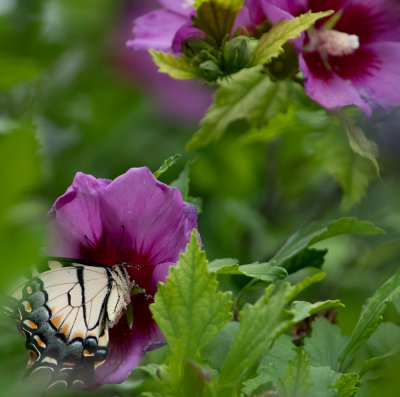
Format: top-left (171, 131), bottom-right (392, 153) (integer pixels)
top-left (158, 0), bottom-right (194, 16)
top-left (48, 173), bottom-right (112, 259)
top-left (350, 42), bottom-right (400, 108)
top-left (300, 53), bottom-right (371, 114)
top-left (127, 9), bottom-right (187, 52)
top-left (100, 167), bottom-right (197, 266)
top-left (171, 22), bottom-right (204, 53)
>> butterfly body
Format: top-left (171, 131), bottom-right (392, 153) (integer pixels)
top-left (4, 259), bottom-right (132, 388)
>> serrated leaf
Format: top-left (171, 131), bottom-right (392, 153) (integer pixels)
top-left (331, 373), bottom-right (359, 397)
top-left (186, 67), bottom-right (292, 149)
top-left (208, 258), bottom-right (287, 282)
top-left (271, 217), bottom-right (384, 267)
top-left (309, 366), bottom-right (338, 397)
top-left (278, 349), bottom-right (312, 397)
top-left (150, 230), bottom-right (233, 384)
top-left (304, 317), bottom-right (348, 371)
top-left (339, 268), bottom-right (400, 370)
top-left (150, 50), bottom-right (200, 79)
top-left (250, 10), bottom-right (333, 66)
top-left (192, 0), bottom-right (245, 45)
top-left (216, 273), bottom-right (334, 393)
top-left (242, 334), bottom-right (296, 395)
top-left (153, 154), bottom-right (181, 179)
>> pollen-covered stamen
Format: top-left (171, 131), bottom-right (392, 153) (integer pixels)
top-left (310, 29), bottom-right (360, 57)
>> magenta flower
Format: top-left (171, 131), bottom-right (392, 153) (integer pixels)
top-left (247, 0), bottom-right (400, 114)
top-left (47, 167), bottom-right (198, 386)
top-left (127, 0), bottom-right (204, 54)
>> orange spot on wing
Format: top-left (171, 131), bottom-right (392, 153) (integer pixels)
top-left (27, 286), bottom-right (33, 294)
top-left (94, 360), bottom-right (105, 369)
top-left (83, 349), bottom-right (95, 357)
top-left (63, 362), bottom-right (75, 366)
top-left (34, 335), bottom-right (46, 348)
top-left (70, 331), bottom-right (84, 340)
top-left (23, 320), bottom-right (38, 329)
top-left (50, 314), bottom-right (63, 329)
top-left (59, 323), bottom-right (70, 337)
top-left (23, 301), bottom-right (32, 312)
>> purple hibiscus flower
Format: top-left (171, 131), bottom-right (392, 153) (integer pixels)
top-left (47, 167), bottom-right (198, 386)
top-left (247, 0), bottom-right (400, 114)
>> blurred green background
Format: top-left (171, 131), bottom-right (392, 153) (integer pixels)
top-left (1, 0), bottom-right (400, 396)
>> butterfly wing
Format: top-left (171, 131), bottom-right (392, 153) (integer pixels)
top-left (4, 260), bottom-right (131, 388)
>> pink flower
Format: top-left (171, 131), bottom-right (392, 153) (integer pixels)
top-left (127, 0), bottom-right (203, 54)
top-left (48, 167), bottom-right (198, 386)
top-left (247, 0), bottom-right (400, 114)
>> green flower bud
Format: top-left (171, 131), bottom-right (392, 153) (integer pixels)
top-left (199, 60), bottom-right (222, 82)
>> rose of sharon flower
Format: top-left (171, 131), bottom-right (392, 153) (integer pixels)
top-left (48, 167), bottom-right (198, 387)
top-left (247, 0), bottom-right (400, 114)
top-left (127, 0), bottom-right (203, 53)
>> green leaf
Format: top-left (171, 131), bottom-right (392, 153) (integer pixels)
top-left (339, 268), bottom-right (400, 370)
top-left (304, 317), bottom-right (348, 371)
top-left (150, 230), bottom-right (233, 385)
top-left (217, 273), bottom-right (339, 393)
top-left (249, 10), bottom-right (333, 66)
top-left (208, 258), bottom-right (288, 282)
top-left (271, 217), bottom-right (385, 267)
top-left (150, 50), bottom-right (201, 79)
top-left (192, 0), bottom-right (245, 46)
top-left (309, 366), bottom-right (338, 397)
top-left (170, 161), bottom-right (202, 212)
top-left (186, 67), bottom-right (292, 149)
top-left (203, 321), bottom-right (240, 370)
top-left (290, 300), bottom-right (344, 323)
top-left (278, 349), bottom-right (312, 397)
top-left (331, 373), bottom-right (359, 397)
top-left (334, 110), bottom-right (380, 177)
top-left (282, 248), bottom-right (328, 273)
top-left (310, 121), bottom-right (378, 211)
top-left (153, 154), bottom-right (181, 179)
top-left (242, 334), bottom-right (296, 395)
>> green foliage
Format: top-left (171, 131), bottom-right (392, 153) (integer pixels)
top-left (278, 349), bottom-right (312, 397)
top-left (207, 258), bottom-right (287, 282)
top-left (249, 10), bottom-right (333, 66)
top-left (170, 161), bottom-right (202, 211)
top-left (339, 267), bottom-right (400, 370)
top-left (150, 230), bottom-right (233, 392)
top-left (332, 373), bottom-right (359, 397)
top-left (153, 154), bottom-right (181, 179)
top-left (186, 67), bottom-right (292, 149)
top-left (304, 318), bottom-right (348, 370)
top-left (271, 217), bottom-right (384, 268)
top-left (150, 51), bottom-right (201, 80)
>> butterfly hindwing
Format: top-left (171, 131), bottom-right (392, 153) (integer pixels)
top-left (4, 259), bottom-right (131, 388)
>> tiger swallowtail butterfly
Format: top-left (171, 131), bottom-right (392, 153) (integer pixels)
top-left (4, 258), bottom-right (138, 388)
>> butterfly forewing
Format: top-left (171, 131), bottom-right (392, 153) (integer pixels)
top-left (4, 259), bottom-right (131, 388)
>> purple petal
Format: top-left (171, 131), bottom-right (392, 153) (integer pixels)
top-left (127, 9), bottom-right (187, 52)
top-left (351, 42), bottom-right (400, 108)
top-left (342, 0), bottom-right (400, 42)
top-left (158, 0), bottom-right (194, 16)
top-left (171, 22), bottom-right (205, 53)
top-left (300, 53), bottom-right (371, 115)
top-left (100, 168), bottom-right (197, 266)
top-left (48, 173), bottom-right (112, 259)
